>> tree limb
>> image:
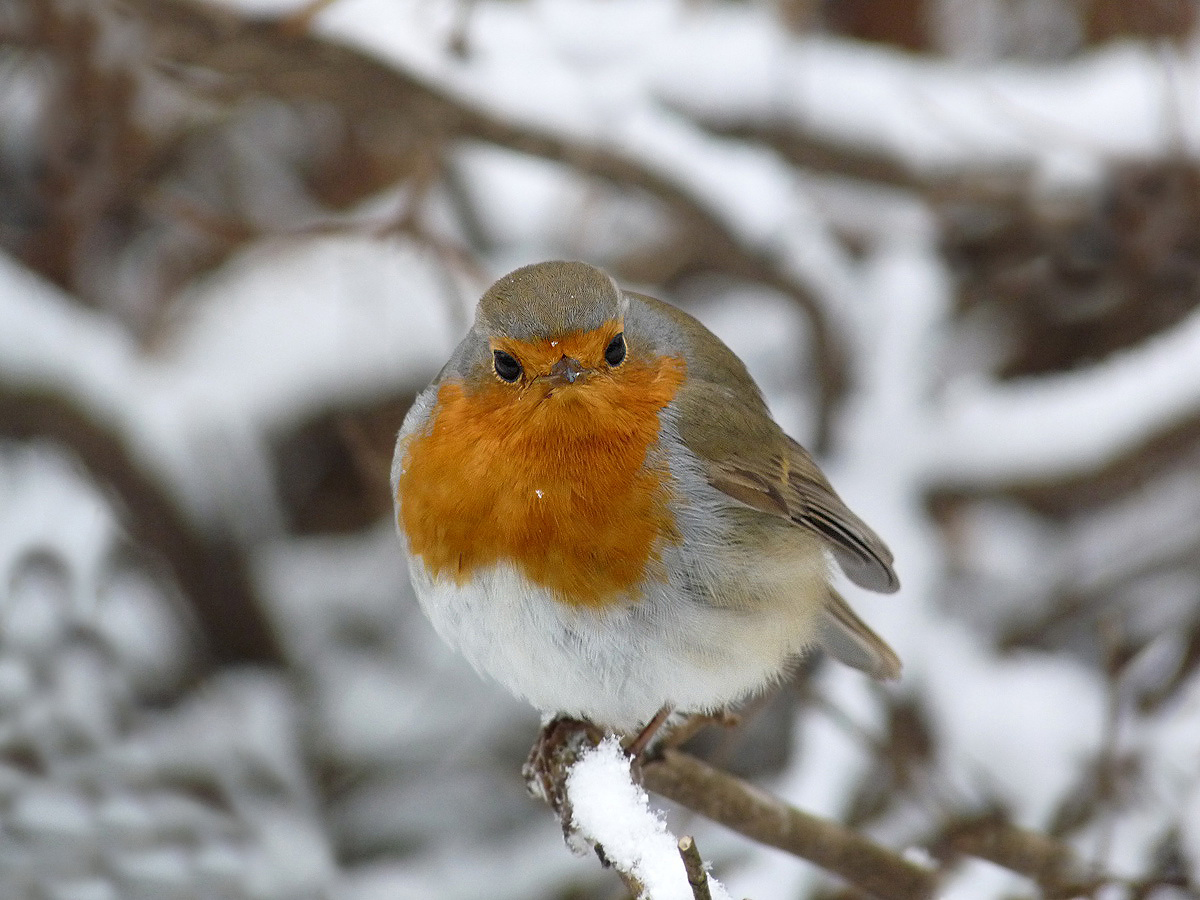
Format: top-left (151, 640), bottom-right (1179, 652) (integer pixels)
top-left (642, 749), bottom-right (938, 900)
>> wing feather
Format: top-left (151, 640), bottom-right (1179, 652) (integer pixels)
top-left (819, 588), bottom-right (901, 679)
top-left (706, 437), bottom-right (900, 594)
top-left (626, 292), bottom-right (899, 595)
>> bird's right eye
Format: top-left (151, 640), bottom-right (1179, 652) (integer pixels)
top-left (493, 350), bottom-right (523, 383)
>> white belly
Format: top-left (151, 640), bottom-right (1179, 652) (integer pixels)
top-left (406, 544), bottom-right (828, 731)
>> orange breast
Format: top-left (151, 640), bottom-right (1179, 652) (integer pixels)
top-left (396, 353), bottom-right (686, 608)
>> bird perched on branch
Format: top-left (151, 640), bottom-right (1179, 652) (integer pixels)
top-left (392, 261), bottom-right (899, 743)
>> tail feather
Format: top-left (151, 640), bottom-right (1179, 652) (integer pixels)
top-left (818, 589), bottom-right (901, 680)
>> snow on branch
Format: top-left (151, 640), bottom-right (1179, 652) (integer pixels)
top-left (927, 304), bottom-right (1200, 488)
top-left (528, 719), bottom-right (1123, 900)
top-left (650, 12), bottom-right (1199, 178)
top-left (526, 718), bottom-right (941, 900)
top-left (566, 737), bottom-right (732, 900)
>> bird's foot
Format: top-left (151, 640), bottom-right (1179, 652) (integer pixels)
top-left (623, 704), bottom-right (674, 759)
top-left (659, 708), bottom-right (741, 751)
top-left (522, 716), bottom-right (603, 827)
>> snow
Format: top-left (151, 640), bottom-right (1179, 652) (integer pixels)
top-left (9, 787), bottom-right (93, 839)
top-left (92, 567), bottom-right (193, 694)
top-left (310, 0), bottom-right (1200, 186)
top-left (566, 736), bottom-right (731, 900)
top-left (938, 857), bottom-right (1037, 900)
top-left (654, 21), bottom-right (1199, 173)
top-left (925, 625), bottom-right (1108, 824)
top-left (929, 303), bottom-right (1200, 487)
top-left (0, 563), bottom-right (338, 897)
top-left (168, 236), bottom-right (457, 430)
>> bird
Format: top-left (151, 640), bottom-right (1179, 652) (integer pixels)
top-left (391, 261), bottom-right (900, 740)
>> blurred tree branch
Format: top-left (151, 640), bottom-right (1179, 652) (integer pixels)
top-left (0, 384), bottom-right (283, 668)
top-left (932, 813), bottom-right (1101, 899)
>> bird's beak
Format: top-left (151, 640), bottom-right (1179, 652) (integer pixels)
top-left (541, 356), bottom-right (589, 386)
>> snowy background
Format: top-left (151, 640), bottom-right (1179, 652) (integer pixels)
top-left (2, 0), bottom-right (1200, 897)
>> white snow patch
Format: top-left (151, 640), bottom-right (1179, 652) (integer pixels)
top-left (654, 21), bottom-right (1200, 176)
top-left (566, 737), bottom-right (731, 900)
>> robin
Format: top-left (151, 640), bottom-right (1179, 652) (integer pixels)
top-left (392, 261), bottom-right (900, 742)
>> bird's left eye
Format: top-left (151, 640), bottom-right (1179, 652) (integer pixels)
top-left (493, 350), bottom-right (523, 382)
top-left (604, 332), bottom-right (626, 367)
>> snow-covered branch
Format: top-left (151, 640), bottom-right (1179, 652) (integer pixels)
top-left (926, 304), bottom-right (1200, 488)
top-left (567, 738), bottom-right (732, 900)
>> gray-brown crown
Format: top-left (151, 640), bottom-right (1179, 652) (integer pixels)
top-left (475, 261), bottom-right (626, 340)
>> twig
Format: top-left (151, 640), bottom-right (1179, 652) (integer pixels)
top-left (935, 814), bottom-right (1103, 899)
top-left (642, 749), bottom-right (937, 900)
top-left (626, 704), bottom-right (673, 757)
top-left (678, 835), bottom-right (713, 900)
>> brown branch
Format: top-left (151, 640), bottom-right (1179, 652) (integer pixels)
top-left (699, 121), bottom-right (933, 195)
top-left (642, 749), bottom-right (938, 900)
top-left (935, 814), bottom-right (1103, 899)
top-left (678, 835), bottom-right (714, 900)
top-left (0, 384), bottom-right (283, 668)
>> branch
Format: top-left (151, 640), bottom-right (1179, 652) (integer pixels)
top-left (927, 305), bottom-right (1200, 490)
top-left (642, 749), bottom-right (938, 900)
top-left (524, 722), bottom-right (1119, 900)
top-left (935, 814), bottom-right (1102, 899)
top-left (524, 721), bottom-right (734, 900)
top-left (524, 718), bottom-right (936, 899)
top-left (678, 835), bottom-right (714, 900)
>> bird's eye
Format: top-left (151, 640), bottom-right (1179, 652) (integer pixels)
top-left (604, 332), bottom-right (627, 367)
top-left (493, 350), bottom-right (522, 383)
